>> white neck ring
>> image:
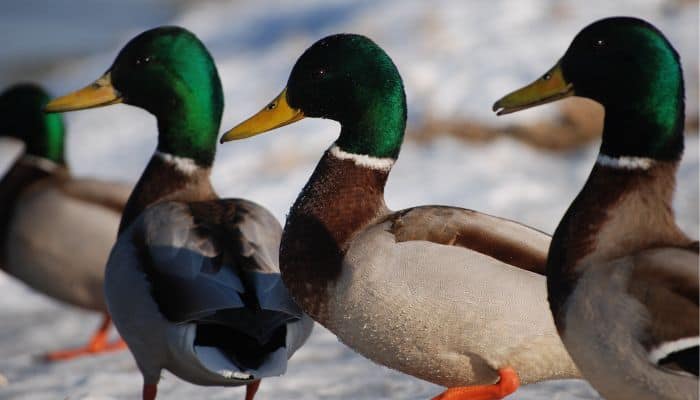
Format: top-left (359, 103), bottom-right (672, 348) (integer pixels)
top-left (596, 154), bottom-right (655, 170)
top-left (329, 145), bottom-right (395, 172)
top-left (20, 154), bottom-right (61, 173)
top-left (155, 151), bottom-right (199, 175)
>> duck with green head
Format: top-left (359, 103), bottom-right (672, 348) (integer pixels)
top-left (0, 83), bottom-right (130, 361)
top-left (46, 26), bottom-right (312, 400)
top-left (494, 17), bottom-right (698, 400)
top-left (221, 34), bottom-right (580, 399)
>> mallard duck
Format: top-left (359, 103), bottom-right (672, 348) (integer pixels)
top-left (45, 27), bottom-right (313, 400)
top-left (0, 83), bottom-right (129, 361)
top-left (220, 34), bottom-right (579, 400)
top-left (493, 17), bottom-right (698, 400)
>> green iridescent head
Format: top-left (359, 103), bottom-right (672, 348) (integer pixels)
top-left (494, 17), bottom-right (685, 160)
top-left (222, 34), bottom-right (407, 159)
top-left (47, 26), bottom-right (223, 166)
top-left (0, 84), bottom-right (65, 164)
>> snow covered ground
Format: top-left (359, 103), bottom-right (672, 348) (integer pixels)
top-left (0, 0), bottom-right (697, 399)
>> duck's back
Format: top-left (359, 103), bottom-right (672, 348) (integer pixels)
top-left (5, 174), bottom-right (130, 311)
top-left (106, 198), bottom-right (312, 385)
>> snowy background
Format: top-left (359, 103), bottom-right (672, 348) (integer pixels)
top-left (0, 0), bottom-right (697, 399)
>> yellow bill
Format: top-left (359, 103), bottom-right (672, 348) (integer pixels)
top-left (220, 88), bottom-right (304, 143)
top-left (492, 63), bottom-right (574, 116)
top-left (44, 73), bottom-right (122, 113)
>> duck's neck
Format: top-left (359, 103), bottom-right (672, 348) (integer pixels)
top-left (335, 95), bottom-right (406, 159)
top-left (547, 158), bottom-right (687, 323)
top-left (280, 145), bottom-right (393, 318)
top-left (288, 144), bottom-right (393, 246)
top-left (14, 112), bottom-right (66, 165)
top-left (154, 100), bottom-right (219, 167)
top-left (287, 91), bottom-right (404, 244)
top-left (600, 104), bottom-right (684, 161)
top-left (119, 91), bottom-right (221, 232)
top-left (118, 151), bottom-right (216, 233)
top-left (24, 127), bottom-right (66, 166)
top-left (599, 56), bottom-right (684, 161)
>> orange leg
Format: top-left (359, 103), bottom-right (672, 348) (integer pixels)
top-left (245, 380), bottom-right (261, 400)
top-left (44, 313), bottom-right (126, 361)
top-left (143, 383), bottom-right (157, 400)
top-left (431, 367), bottom-right (520, 400)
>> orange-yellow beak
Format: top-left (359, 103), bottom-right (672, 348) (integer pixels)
top-left (220, 88), bottom-right (304, 143)
top-left (493, 62), bottom-right (574, 116)
top-left (45, 73), bottom-right (122, 113)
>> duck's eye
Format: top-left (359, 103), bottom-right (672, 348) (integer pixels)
top-left (135, 56), bottom-right (153, 65)
top-left (311, 68), bottom-right (326, 80)
top-left (594, 39), bottom-right (606, 47)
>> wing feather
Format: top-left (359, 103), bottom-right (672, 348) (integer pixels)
top-left (137, 200), bottom-right (303, 336)
top-left (387, 206), bottom-right (551, 274)
top-left (628, 246), bottom-right (699, 375)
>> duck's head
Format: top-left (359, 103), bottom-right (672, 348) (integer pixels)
top-left (221, 34), bottom-right (406, 159)
top-left (0, 84), bottom-right (65, 164)
top-left (46, 26), bottom-right (223, 166)
top-left (494, 17), bottom-right (684, 160)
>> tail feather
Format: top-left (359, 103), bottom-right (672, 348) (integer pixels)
top-left (198, 307), bottom-right (297, 344)
top-left (195, 322), bottom-right (287, 370)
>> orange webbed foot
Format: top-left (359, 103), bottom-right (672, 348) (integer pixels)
top-left (44, 338), bottom-right (126, 361)
top-left (431, 367), bottom-right (520, 400)
top-left (44, 314), bottom-right (127, 361)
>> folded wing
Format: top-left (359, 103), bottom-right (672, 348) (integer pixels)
top-left (628, 246), bottom-right (699, 376)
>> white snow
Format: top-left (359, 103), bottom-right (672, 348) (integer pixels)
top-left (0, 0), bottom-right (697, 399)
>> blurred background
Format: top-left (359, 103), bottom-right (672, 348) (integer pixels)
top-left (0, 0), bottom-right (697, 399)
